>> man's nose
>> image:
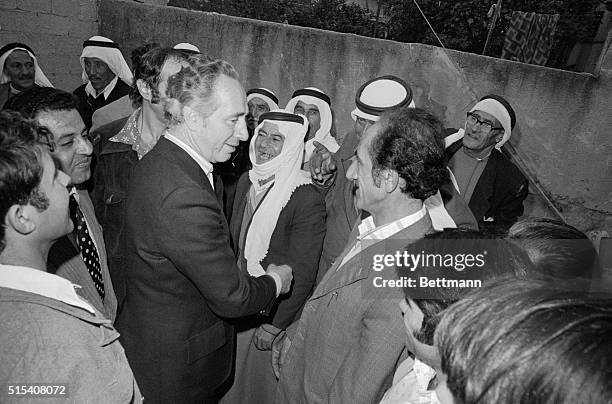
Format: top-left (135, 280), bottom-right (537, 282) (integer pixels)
top-left (235, 118), bottom-right (248, 141)
top-left (76, 134), bottom-right (93, 155)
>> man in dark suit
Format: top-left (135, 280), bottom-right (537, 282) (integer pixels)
top-left (115, 56), bottom-right (292, 403)
top-left (8, 87), bottom-right (118, 322)
top-left (446, 94), bottom-right (528, 232)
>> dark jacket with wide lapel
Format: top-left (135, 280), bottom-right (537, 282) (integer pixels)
top-left (230, 173), bottom-right (326, 329)
top-left (447, 140), bottom-right (528, 232)
top-left (47, 190), bottom-right (117, 322)
top-left (277, 213), bottom-right (433, 404)
top-left (115, 137), bottom-right (276, 404)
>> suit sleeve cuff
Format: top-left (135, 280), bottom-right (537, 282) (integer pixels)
top-left (267, 272), bottom-right (282, 297)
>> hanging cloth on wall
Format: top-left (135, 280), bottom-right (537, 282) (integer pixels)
top-left (501, 11), bottom-right (560, 66)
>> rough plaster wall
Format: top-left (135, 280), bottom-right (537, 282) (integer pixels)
top-left (99, 0), bottom-right (611, 232)
top-left (0, 0), bottom-right (99, 91)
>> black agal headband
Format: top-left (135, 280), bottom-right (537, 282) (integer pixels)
top-left (82, 40), bottom-right (120, 49)
top-left (258, 111), bottom-right (305, 125)
top-left (247, 88), bottom-right (279, 105)
top-left (291, 88), bottom-right (331, 106)
top-left (354, 75), bottom-right (412, 116)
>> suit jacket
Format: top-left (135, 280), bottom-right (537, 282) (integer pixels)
top-left (230, 173), bottom-right (326, 329)
top-left (115, 137), bottom-right (277, 404)
top-left (47, 190), bottom-right (117, 322)
top-left (276, 214), bottom-right (433, 404)
top-left (316, 132), bottom-right (477, 284)
top-left (73, 79), bottom-right (131, 129)
top-left (447, 140), bottom-right (528, 232)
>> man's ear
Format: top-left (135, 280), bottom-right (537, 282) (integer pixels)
top-left (136, 79), bottom-right (153, 102)
top-left (5, 205), bottom-right (36, 236)
top-left (182, 105), bottom-right (202, 132)
top-left (384, 169), bottom-right (400, 193)
top-left (494, 129), bottom-right (504, 143)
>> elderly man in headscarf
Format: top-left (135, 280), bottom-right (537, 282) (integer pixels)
top-left (221, 109), bottom-right (325, 403)
top-left (73, 36), bottom-right (133, 130)
top-left (217, 87), bottom-right (280, 218)
top-left (445, 94), bottom-right (528, 231)
top-left (0, 42), bottom-right (53, 109)
top-left (285, 87), bottom-right (339, 170)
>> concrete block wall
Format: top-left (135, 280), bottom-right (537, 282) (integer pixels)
top-left (98, 0), bottom-right (612, 233)
top-left (0, 0), bottom-right (99, 91)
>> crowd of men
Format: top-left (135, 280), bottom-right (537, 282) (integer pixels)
top-left (0, 36), bottom-right (609, 404)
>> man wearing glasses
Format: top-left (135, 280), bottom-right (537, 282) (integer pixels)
top-left (446, 94), bottom-right (528, 232)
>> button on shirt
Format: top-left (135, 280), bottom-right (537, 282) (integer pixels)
top-left (338, 206), bottom-right (428, 270)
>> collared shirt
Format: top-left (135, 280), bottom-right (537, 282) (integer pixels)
top-left (109, 107), bottom-right (153, 160)
top-left (164, 131), bottom-right (215, 190)
top-left (9, 83), bottom-right (23, 97)
top-left (85, 75), bottom-right (118, 100)
top-left (338, 206), bottom-right (428, 269)
top-left (0, 264), bottom-right (96, 314)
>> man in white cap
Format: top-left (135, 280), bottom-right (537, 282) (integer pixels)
top-left (0, 43), bottom-right (53, 109)
top-left (173, 42), bottom-right (200, 53)
top-left (73, 36), bottom-right (133, 130)
top-left (285, 87), bottom-right (339, 169)
top-left (310, 75), bottom-right (476, 282)
top-left (90, 45), bottom-right (190, 310)
top-left (446, 94), bottom-right (528, 231)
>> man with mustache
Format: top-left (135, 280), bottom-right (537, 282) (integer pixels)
top-left (0, 43), bottom-right (53, 109)
top-left (73, 36), bottom-right (133, 130)
top-left (445, 95), bottom-right (528, 232)
top-left (9, 87), bottom-right (118, 323)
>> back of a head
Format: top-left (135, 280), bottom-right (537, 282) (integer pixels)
top-left (163, 53), bottom-right (238, 125)
top-left (129, 42), bottom-right (161, 107)
top-left (401, 228), bottom-right (534, 345)
top-left (371, 107), bottom-right (447, 200)
top-left (0, 111), bottom-right (51, 252)
top-left (508, 217), bottom-right (599, 280)
top-left (435, 277), bottom-right (612, 404)
top-left (5, 87), bottom-right (77, 119)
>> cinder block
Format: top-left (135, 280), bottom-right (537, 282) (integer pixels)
top-left (37, 13), bottom-right (70, 35)
top-left (79, 1), bottom-right (98, 21)
top-left (0, 0), bottom-right (18, 10)
top-left (17, 0), bottom-right (51, 13)
top-left (52, 0), bottom-right (80, 17)
top-left (0, 9), bottom-right (32, 34)
top-left (66, 19), bottom-right (98, 38)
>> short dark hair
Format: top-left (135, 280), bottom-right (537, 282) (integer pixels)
top-left (6, 87), bottom-right (78, 119)
top-left (0, 111), bottom-right (52, 252)
top-left (508, 217), bottom-right (599, 280)
top-left (129, 42), bottom-right (161, 107)
top-left (435, 277), bottom-right (612, 404)
top-left (400, 228), bottom-right (534, 345)
top-left (370, 107), bottom-right (448, 200)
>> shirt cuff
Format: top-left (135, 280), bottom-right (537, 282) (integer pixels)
top-left (267, 272), bottom-right (282, 297)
